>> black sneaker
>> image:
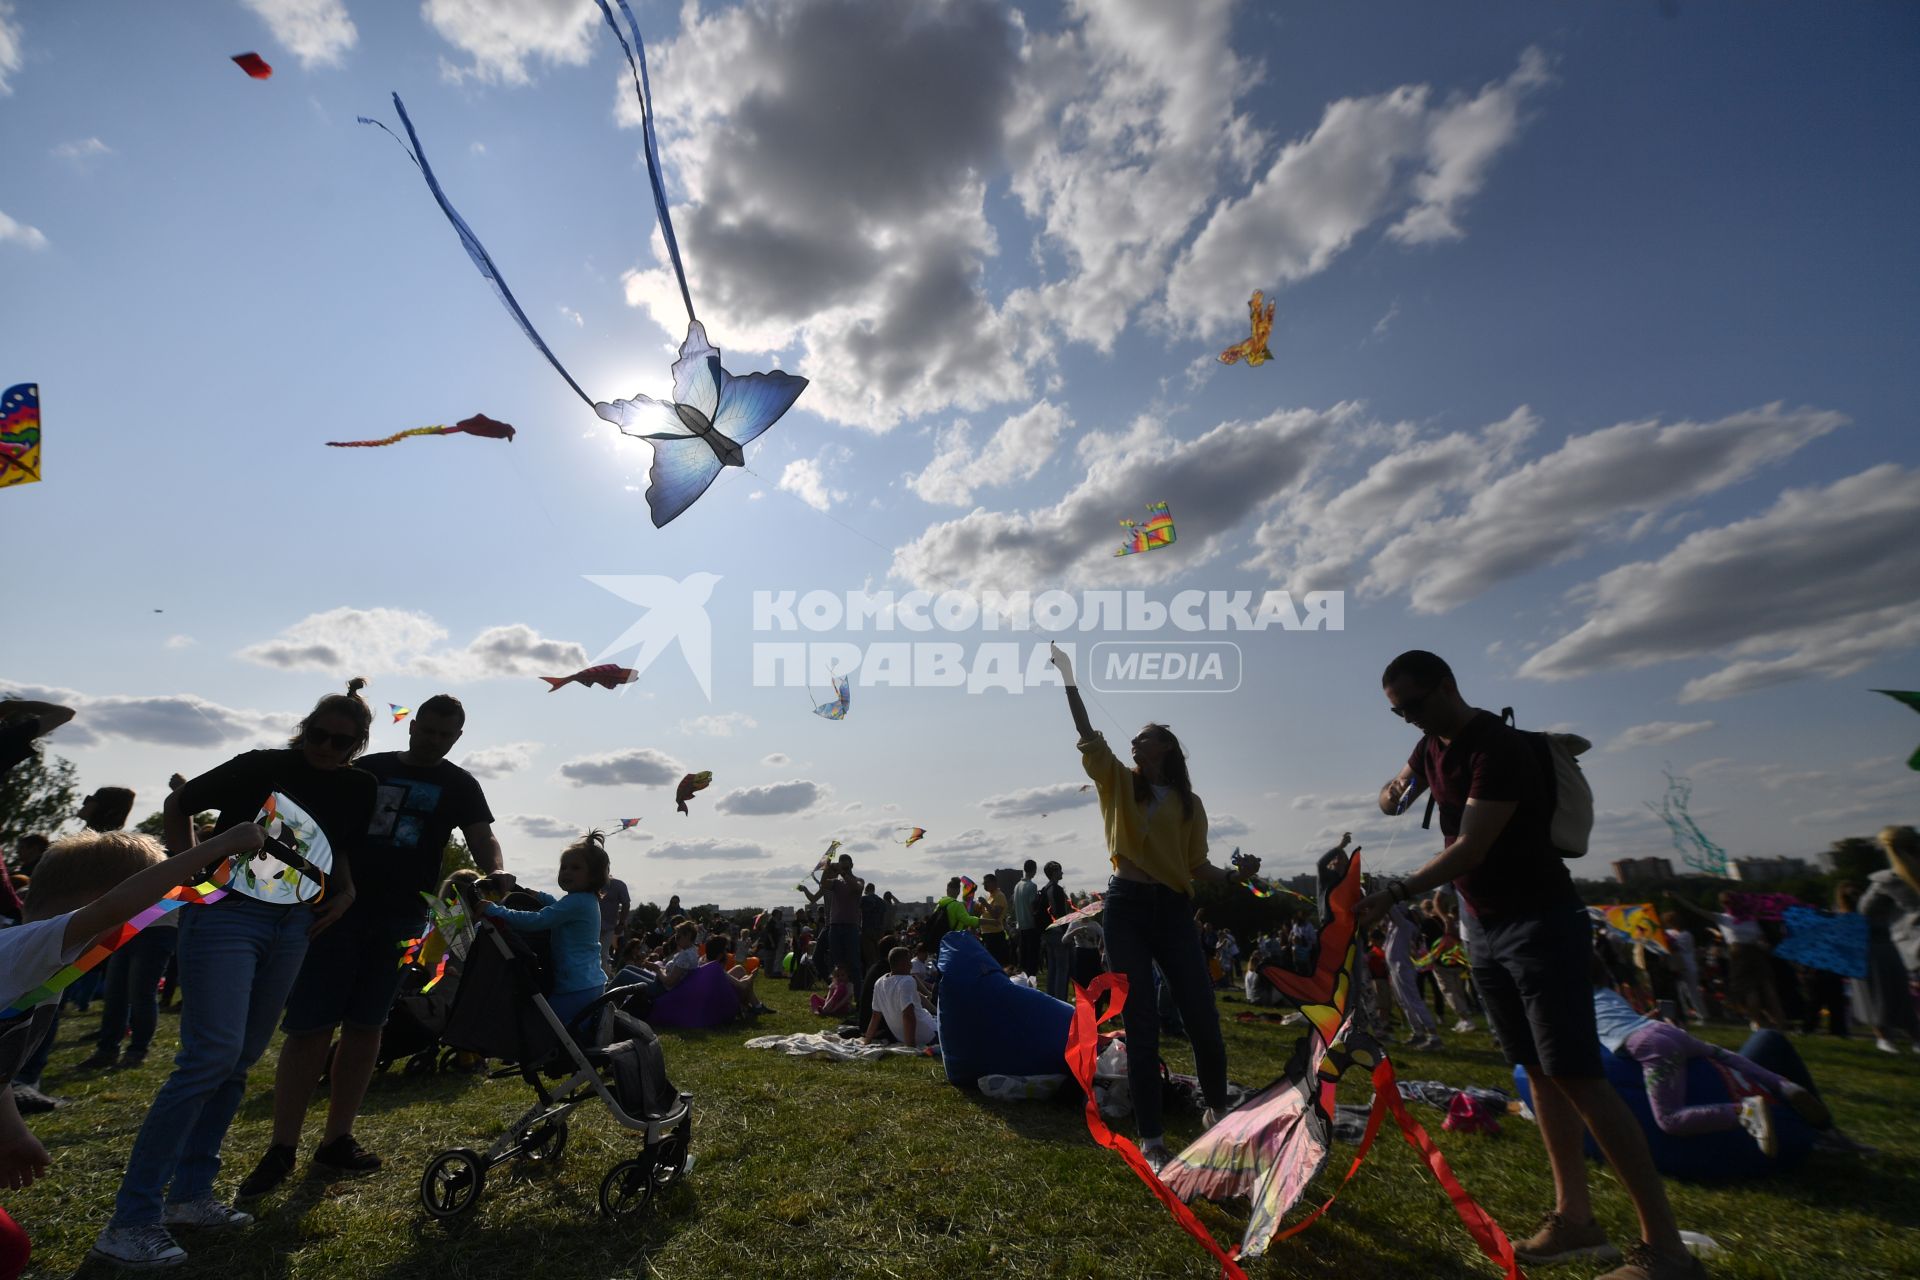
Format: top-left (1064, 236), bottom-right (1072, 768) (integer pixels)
top-left (119, 1048), bottom-right (148, 1069)
top-left (77, 1048), bottom-right (120, 1071)
top-left (236, 1144), bottom-right (297, 1199)
top-left (314, 1134), bottom-right (382, 1174)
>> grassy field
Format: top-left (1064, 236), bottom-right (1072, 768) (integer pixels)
top-left (14, 994), bottom-right (1920, 1279)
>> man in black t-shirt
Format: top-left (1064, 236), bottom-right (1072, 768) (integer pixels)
top-left (241, 695), bottom-right (499, 1196)
top-left (1357, 652), bottom-right (1698, 1280)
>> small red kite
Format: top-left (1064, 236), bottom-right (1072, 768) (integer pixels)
top-left (232, 52), bottom-right (273, 80)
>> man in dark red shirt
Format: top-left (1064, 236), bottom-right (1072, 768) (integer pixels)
top-left (1357, 651), bottom-right (1700, 1280)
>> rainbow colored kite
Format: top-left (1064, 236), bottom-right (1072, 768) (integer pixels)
top-left (1116, 502), bottom-right (1176, 556)
top-left (5, 874), bottom-right (229, 1017)
top-left (1, 383), bottom-right (41, 490)
top-left (390, 704), bottom-right (411, 724)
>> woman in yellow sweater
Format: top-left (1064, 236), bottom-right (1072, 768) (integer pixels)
top-left (1049, 645), bottom-right (1257, 1170)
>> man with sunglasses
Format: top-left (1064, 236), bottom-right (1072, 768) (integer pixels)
top-left (1357, 651), bottom-right (1699, 1280)
top-left (239, 694), bottom-right (499, 1201)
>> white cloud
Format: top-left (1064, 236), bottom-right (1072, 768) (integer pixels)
top-left (1164, 48), bottom-right (1551, 334)
top-left (240, 0), bottom-right (357, 67)
top-left (0, 210), bottom-right (47, 251)
top-left (1603, 721), bottom-right (1716, 752)
top-left (1210, 813), bottom-right (1250, 839)
top-left (895, 405), bottom-right (1340, 594)
top-left (506, 813), bottom-right (580, 840)
top-left (1521, 465), bottom-right (1920, 701)
top-left (644, 837), bottom-right (773, 862)
top-left (422, 0), bottom-right (597, 84)
top-left (616, 0), bottom-right (1033, 431)
top-left (239, 608), bottom-right (587, 682)
top-left (777, 458), bottom-right (845, 512)
top-left (909, 400), bottom-right (1071, 506)
top-left (559, 304), bottom-right (583, 327)
top-left (555, 747), bottom-right (684, 788)
top-left (164, 635), bottom-right (198, 650)
top-left (51, 137), bottom-right (112, 162)
top-left (2, 677), bottom-right (295, 750)
top-left (0, 1), bottom-right (22, 95)
top-left (714, 780), bottom-right (825, 817)
top-left (460, 741), bottom-right (539, 779)
top-left (980, 783), bottom-right (1096, 820)
top-left (762, 752), bottom-right (790, 766)
top-left (679, 712), bottom-right (757, 737)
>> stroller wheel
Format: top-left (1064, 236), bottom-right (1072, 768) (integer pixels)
top-left (405, 1050), bottom-right (438, 1077)
top-left (437, 1047), bottom-right (464, 1074)
top-left (518, 1119), bottom-right (568, 1165)
top-left (420, 1148), bottom-right (485, 1219)
top-left (650, 1114), bottom-right (692, 1192)
top-left (598, 1158), bottom-right (654, 1220)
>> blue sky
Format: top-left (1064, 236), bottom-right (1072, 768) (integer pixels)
top-left (3, 0), bottom-right (1916, 904)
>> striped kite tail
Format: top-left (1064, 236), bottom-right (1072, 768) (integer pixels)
top-left (325, 425), bottom-right (451, 448)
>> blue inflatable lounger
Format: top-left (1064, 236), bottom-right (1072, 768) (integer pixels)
top-left (937, 932), bottom-right (1074, 1087)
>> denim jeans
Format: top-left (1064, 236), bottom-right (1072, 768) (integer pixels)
top-left (1100, 877), bottom-right (1226, 1140)
top-left (1044, 935), bottom-right (1072, 1001)
top-left (94, 924), bottom-right (179, 1056)
top-left (111, 897), bottom-right (311, 1227)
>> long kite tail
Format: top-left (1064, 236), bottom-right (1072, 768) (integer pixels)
top-left (325, 425), bottom-right (453, 448)
top-left (358, 97), bottom-right (596, 410)
top-left (595, 0), bottom-right (696, 325)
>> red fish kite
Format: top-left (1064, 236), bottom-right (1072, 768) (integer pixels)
top-left (232, 52), bottom-right (273, 80)
top-left (540, 664), bottom-right (640, 692)
top-left (326, 413), bottom-right (516, 449)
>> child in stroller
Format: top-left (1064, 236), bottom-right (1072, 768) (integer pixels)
top-left (420, 873), bottom-right (692, 1221)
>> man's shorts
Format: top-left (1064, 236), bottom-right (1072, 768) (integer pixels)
top-left (1469, 902), bottom-right (1603, 1079)
top-left (282, 905), bottom-right (424, 1035)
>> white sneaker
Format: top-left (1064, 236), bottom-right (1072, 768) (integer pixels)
top-left (89, 1224), bottom-right (187, 1268)
top-left (1453, 1019), bottom-right (1476, 1034)
top-left (1876, 1037), bottom-right (1898, 1054)
top-left (1738, 1095), bottom-right (1777, 1157)
top-left (1201, 1107), bottom-right (1220, 1130)
top-left (162, 1200), bottom-right (254, 1230)
top-left (1140, 1140), bottom-right (1170, 1177)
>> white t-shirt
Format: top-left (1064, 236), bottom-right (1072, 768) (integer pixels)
top-left (666, 945), bottom-right (701, 976)
top-left (873, 972), bottom-right (936, 1046)
top-left (1714, 913), bottom-right (1763, 947)
top-left (0, 914), bottom-right (87, 1012)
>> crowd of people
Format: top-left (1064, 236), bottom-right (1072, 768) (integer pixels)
top-left (1, 646), bottom-right (1916, 1280)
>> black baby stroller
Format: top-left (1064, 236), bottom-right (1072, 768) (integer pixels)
top-left (419, 905), bottom-right (693, 1222)
top-left (375, 960), bottom-right (469, 1076)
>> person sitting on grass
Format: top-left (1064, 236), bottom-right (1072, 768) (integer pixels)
top-left (703, 933), bottom-right (772, 1015)
top-left (1589, 954), bottom-right (1830, 1153)
top-left (810, 963), bottom-right (852, 1018)
top-left (480, 830), bottom-right (610, 1029)
top-left (864, 947), bottom-right (937, 1048)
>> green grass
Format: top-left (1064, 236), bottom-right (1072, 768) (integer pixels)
top-left (16, 997), bottom-right (1920, 1279)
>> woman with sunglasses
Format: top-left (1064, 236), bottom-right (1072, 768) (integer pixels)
top-left (1047, 644), bottom-right (1256, 1172)
top-left (93, 681), bottom-right (377, 1270)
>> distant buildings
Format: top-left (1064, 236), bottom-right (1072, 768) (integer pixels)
top-left (1611, 856), bottom-right (1674, 884)
top-left (1727, 856), bottom-right (1815, 882)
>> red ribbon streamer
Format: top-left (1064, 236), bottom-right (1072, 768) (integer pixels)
top-left (1068, 973), bottom-right (1250, 1280)
top-left (1374, 1058), bottom-right (1526, 1279)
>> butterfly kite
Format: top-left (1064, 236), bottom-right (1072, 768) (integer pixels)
top-left (1, 383), bottom-right (41, 490)
top-left (389, 704), bottom-right (410, 724)
top-left (327, 413), bottom-right (516, 449)
top-left (231, 52), bottom-right (272, 79)
top-left (896, 827), bottom-right (926, 847)
top-left (357, 0), bottom-right (806, 528)
top-left (1873, 689), bottom-right (1920, 770)
top-left (1115, 502), bottom-right (1176, 557)
top-left (1217, 291), bottom-right (1276, 367)
top-left (812, 666), bottom-right (851, 720)
top-left (1070, 840), bottom-right (1521, 1278)
top-left (1773, 905), bottom-right (1869, 979)
top-left (675, 770), bottom-right (712, 815)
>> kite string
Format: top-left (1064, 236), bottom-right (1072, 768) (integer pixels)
top-left (594, 0), bottom-right (696, 325)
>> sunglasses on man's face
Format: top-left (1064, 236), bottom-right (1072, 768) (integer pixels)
top-left (304, 728), bottom-right (360, 750)
top-left (1389, 689), bottom-right (1434, 721)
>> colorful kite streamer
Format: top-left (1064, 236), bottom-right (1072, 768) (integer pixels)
top-left (326, 413), bottom-right (516, 449)
top-left (1646, 769), bottom-right (1728, 876)
top-left (4, 874), bottom-right (228, 1017)
top-left (0, 383), bottom-right (41, 490)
